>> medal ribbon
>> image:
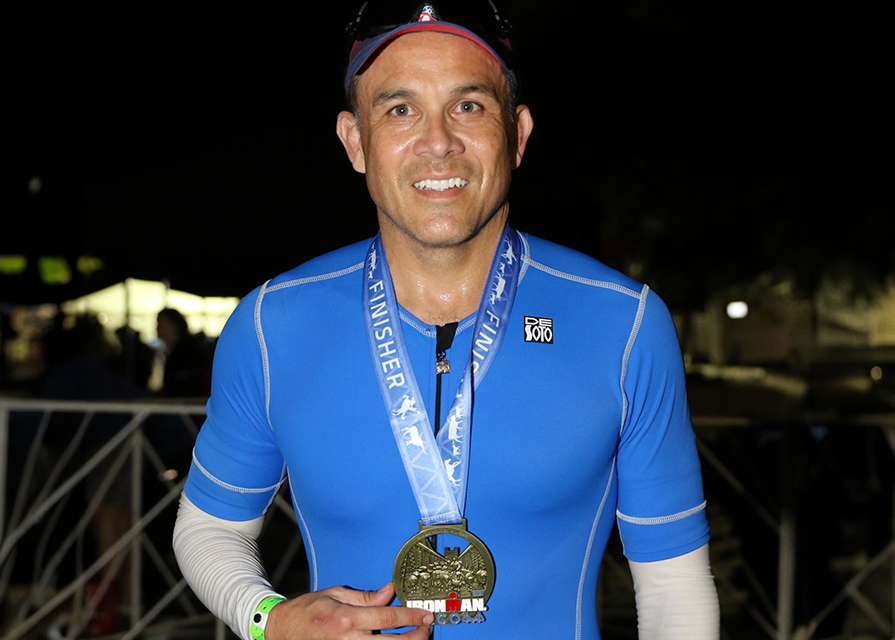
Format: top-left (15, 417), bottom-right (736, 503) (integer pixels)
top-left (363, 225), bottom-right (522, 525)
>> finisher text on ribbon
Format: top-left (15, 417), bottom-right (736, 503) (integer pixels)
top-left (369, 279), bottom-right (406, 389)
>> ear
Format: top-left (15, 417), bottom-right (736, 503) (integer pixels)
top-left (512, 104), bottom-right (534, 168)
top-left (336, 110), bottom-right (366, 173)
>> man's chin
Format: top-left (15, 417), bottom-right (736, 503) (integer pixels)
top-left (378, 204), bottom-right (509, 251)
top-left (410, 217), bottom-right (505, 251)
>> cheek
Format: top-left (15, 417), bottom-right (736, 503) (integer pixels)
top-left (470, 136), bottom-right (513, 183)
top-left (364, 135), bottom-right (415, 179)
top-left (469, 126), bottom-right (511, 157)
top-left (363, 148), bottom-right (412, 206)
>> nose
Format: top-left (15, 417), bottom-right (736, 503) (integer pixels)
top-left (412, 114), bottom-right (465, 159)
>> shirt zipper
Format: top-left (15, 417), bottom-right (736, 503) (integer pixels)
top-left (432, 322), bottom-right (458, 433)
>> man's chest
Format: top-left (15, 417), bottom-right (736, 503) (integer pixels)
top-left (264, 312), bottom-right (625, 523)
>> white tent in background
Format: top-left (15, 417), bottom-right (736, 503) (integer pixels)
top-left (61, 278), bottom-right (239, 345)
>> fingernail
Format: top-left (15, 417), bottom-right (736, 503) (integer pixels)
top-left (424, 613), bottom-right (434, 625)
top-left (378, 583), bottom-right (390, 593)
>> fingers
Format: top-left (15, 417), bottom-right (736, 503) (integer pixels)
top-left (265, 588), bottom-right (433, 640)
top-left (346, 583), bottom-right (434, 631)
top-left (327, 584), bottom-right (434, 632)
top-left (329, 582), bottom-right (394, 607)
top-left (348, 602), bottom-right (434, 632)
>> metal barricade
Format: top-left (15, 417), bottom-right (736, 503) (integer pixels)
top-left (2, 399), bottom-right (893, 639)
top-left (693, 414), bottom-right (895, 640)
top-left (0, 399), bottom-right (305, 640)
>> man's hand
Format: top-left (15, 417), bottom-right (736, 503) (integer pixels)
top-left (265, 582), bottom-right (433, 639)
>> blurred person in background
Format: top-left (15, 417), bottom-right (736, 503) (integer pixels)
top-left (37, 313), bottom-right (146, 635)
top-left (156, 308), bottom-right (210, 399)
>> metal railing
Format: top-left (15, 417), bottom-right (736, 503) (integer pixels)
top-left (693, 414), bottom-right (895, 640)
top-left (0, 399), bottom-right (206, 640)
top-left (2, 399), bottom-right (893, 639)
top-left (0, 399), bottom-right (308, 640)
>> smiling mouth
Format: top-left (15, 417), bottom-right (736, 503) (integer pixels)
top-left (413, 178), bottom-right (469, 192)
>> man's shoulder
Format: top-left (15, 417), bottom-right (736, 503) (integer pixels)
top-left (522, 233), bottom-right (644, 298)
top-left (227, 238), bottom-right (371, 325)
top-left (264, 237), bottom-right (372, 291)
top-left (222, 239), bottom-right (372, 344)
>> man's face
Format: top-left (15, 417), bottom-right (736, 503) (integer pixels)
top-left (337, 32), bottom-right (533, 250)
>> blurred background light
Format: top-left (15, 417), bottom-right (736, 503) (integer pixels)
top-left (159, 469), bottom-right (179, 482)
top-left (76, 255), bottom-right (105, 276)
top-left (0, 255), bottom-right (28, 276)
top-left (37, 256), bottom-right (72, 285)
top-left (726, 301), bottom-right (749, 319)
top-left (27, 175), bottom-right (42, 194)
top-left (60, 278), bottom-right (239, 343)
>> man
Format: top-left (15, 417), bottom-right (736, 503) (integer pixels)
top-left (173, 2), bottom-right (721, 639)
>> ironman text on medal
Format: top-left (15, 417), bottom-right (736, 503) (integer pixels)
top-left (393, 519), bottom-right (495, 624)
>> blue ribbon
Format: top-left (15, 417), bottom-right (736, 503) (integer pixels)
top-left (363, 225), bottom-right (522, 525)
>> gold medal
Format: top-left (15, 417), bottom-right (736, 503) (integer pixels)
top-left (393, 519), bottom-right (495, 625)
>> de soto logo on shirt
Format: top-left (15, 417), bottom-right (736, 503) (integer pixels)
top-left (523, 316), bottom-right (554, 344)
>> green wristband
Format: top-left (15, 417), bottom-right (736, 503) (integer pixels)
top-left (250, 596), bottom-right (286, 640)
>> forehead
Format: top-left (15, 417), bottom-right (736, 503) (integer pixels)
top-left (355, 31), bottom-right (506, 103)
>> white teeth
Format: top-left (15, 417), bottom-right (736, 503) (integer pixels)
top-left (413, 178), bottom-right (469, 191)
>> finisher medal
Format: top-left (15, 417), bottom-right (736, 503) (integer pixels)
top-left (364, 225), bottom-right (523, 627)
top-left (393, 520), bottom-right (495, 625)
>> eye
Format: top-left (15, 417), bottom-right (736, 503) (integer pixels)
top-left (389, 104), bottom-right (412, 116)
top-left (457, 101), bottom-right (482, 114)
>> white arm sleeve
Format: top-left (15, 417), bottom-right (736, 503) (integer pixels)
top-left (172, 493), bottom-right (285, 640)
top-left (627, 543), bottom-right (720, 640)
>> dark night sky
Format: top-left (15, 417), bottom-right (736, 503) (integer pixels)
top-left (1, 1), bottom-right (893, 307)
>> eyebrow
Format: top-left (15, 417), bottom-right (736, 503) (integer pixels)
top-left (371, 83), bottom-right (501, 108)
top-left (372, 89), bottom-right (416, 108)
top-left (450, 83), bottom-right (501, 102)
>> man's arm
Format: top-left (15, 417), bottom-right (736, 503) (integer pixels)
top-left (172, 494), bottom-right (276, 638)
top-left (615, 288), bottom-right (719, 636)
top-left (173, 494), bottom-right (433, 640)
top-left (628, 543), bottom-right (720, 640)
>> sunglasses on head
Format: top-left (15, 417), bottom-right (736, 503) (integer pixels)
top-left (345, 0), bottom-right (514, 65)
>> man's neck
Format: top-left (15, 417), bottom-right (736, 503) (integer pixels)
top-left (380, 214), bottom-right (507, 326)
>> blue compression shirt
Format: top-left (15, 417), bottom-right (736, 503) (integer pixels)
top-left (184, 232), bottom-right (710, 639)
